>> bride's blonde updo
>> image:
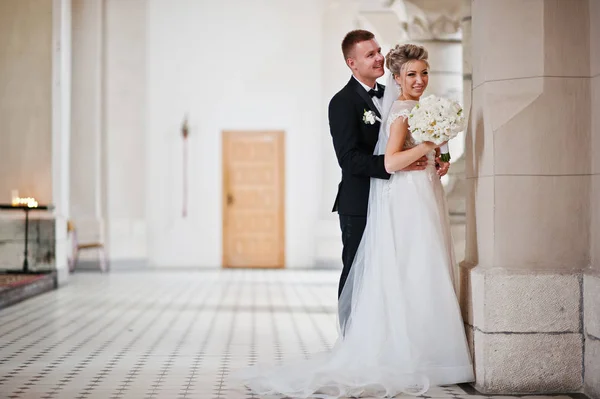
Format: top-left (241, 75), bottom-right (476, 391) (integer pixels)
top-left (385, 44), bottom-right (429, 77)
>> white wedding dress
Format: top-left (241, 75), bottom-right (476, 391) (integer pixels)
top-left (232, 97), bottom-right (474, 398)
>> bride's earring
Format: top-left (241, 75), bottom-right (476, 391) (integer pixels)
top-left (394, 79), bottom-right (402, 92)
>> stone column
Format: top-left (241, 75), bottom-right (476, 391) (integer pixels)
top-left (585, 1), bottom-right (600, 398)
top-left (70, 0), bottom-right (106, 260)
top-left (461, 0), bottom-right (592, 393)
top-left (103, 0), bottom-right (148, 264)
top-left (51, 0), bottom-right (72, 285)
top-left (460, 0), bottom-right (471, 121)
top-left (442, 0), bottom-right (471, 274)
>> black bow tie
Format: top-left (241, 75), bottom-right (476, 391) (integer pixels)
top-left (368, 88), bottom-right (384, 99)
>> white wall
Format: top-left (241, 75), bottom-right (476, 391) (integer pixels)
top-left (316, 1), bottom-right (362, 266)
top-left (0, 0), bottom-right (53, 204)
top-left (0, 0), bottom-right (71, 281)
top-left (146, 0), bottom-right (325, 267)
top-left (0, 0), bottom-right (53, 273)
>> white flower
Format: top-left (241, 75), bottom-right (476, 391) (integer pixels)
top-left (363, 109), bottom-right (376, 125)
top-left (405, 95), bottom-right (466, 146)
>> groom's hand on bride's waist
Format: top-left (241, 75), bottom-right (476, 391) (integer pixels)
top-left (401, 156), bottom-right (428, 172)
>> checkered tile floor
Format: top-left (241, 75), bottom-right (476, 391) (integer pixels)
top-left (0, 270), bottom-right (582, 398)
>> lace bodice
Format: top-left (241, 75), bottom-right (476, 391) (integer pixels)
top-left (385, 100), bottom-right (436, 166)
top-left (385, 100), bottom-right (418, 150)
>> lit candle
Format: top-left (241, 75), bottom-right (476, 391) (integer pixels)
top-left (11, 190), bottom-right (19, 206)
top-left (11, 195), bottom-right (38, 208)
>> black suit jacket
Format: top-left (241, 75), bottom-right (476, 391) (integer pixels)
top-left (328, 76), bottom-right (391, 216)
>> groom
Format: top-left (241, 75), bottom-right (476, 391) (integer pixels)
top-left (328, 30), bottom-right (429, 326)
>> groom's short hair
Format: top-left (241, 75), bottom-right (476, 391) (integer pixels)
top-left (342, 30), bottom-right (375, 59)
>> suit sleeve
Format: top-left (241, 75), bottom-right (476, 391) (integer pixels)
top-left (328, 95), bottom-right (390, 180)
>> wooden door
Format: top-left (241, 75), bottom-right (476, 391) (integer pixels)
top-left (222, 131), bottom-right (285, 268)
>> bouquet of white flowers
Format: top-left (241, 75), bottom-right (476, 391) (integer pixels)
top-left (403, 95), bottom-right (466, 162)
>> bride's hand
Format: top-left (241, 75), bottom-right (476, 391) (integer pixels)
top-left (423, 141), bottom-right (447, 149)
top-left (402, 155), bottom-right (428, 171)
top-left (435, 156), bottom-right (450, 177)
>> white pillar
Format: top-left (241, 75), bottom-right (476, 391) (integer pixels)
top-left (70, 0), bottom-right (106, 262)
top-left (104, 0), bottom-right (148, 264)
top-left (52, 0), bottom-right (72, 285)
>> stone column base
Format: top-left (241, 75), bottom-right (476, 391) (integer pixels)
top-left (584, 273), bottom-right (600, 399)
top-left (459, 264), bottom-right (584, 394)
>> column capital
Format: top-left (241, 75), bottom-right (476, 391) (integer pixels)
top-left (358, 0), bottom-right (465, 41)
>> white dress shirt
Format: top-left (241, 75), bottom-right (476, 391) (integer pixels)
top-left (353, 75), bottom-right (382, 115)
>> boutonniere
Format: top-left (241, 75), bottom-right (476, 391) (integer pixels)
top-left (362, 109), bottom-right (381, 125)
top-left (363, 109), bottom-right (376, 125)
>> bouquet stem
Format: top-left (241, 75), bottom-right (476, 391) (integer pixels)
top-left (439, 143), bottom-right (451, 162)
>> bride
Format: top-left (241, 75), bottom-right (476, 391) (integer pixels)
top-left (233, 44), bottom-right (475, 398)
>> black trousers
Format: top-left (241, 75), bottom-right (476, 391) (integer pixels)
top-left (338, 214), bottom-right (367, 297)
top-left (337, 215), bottom-right (367, 331)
